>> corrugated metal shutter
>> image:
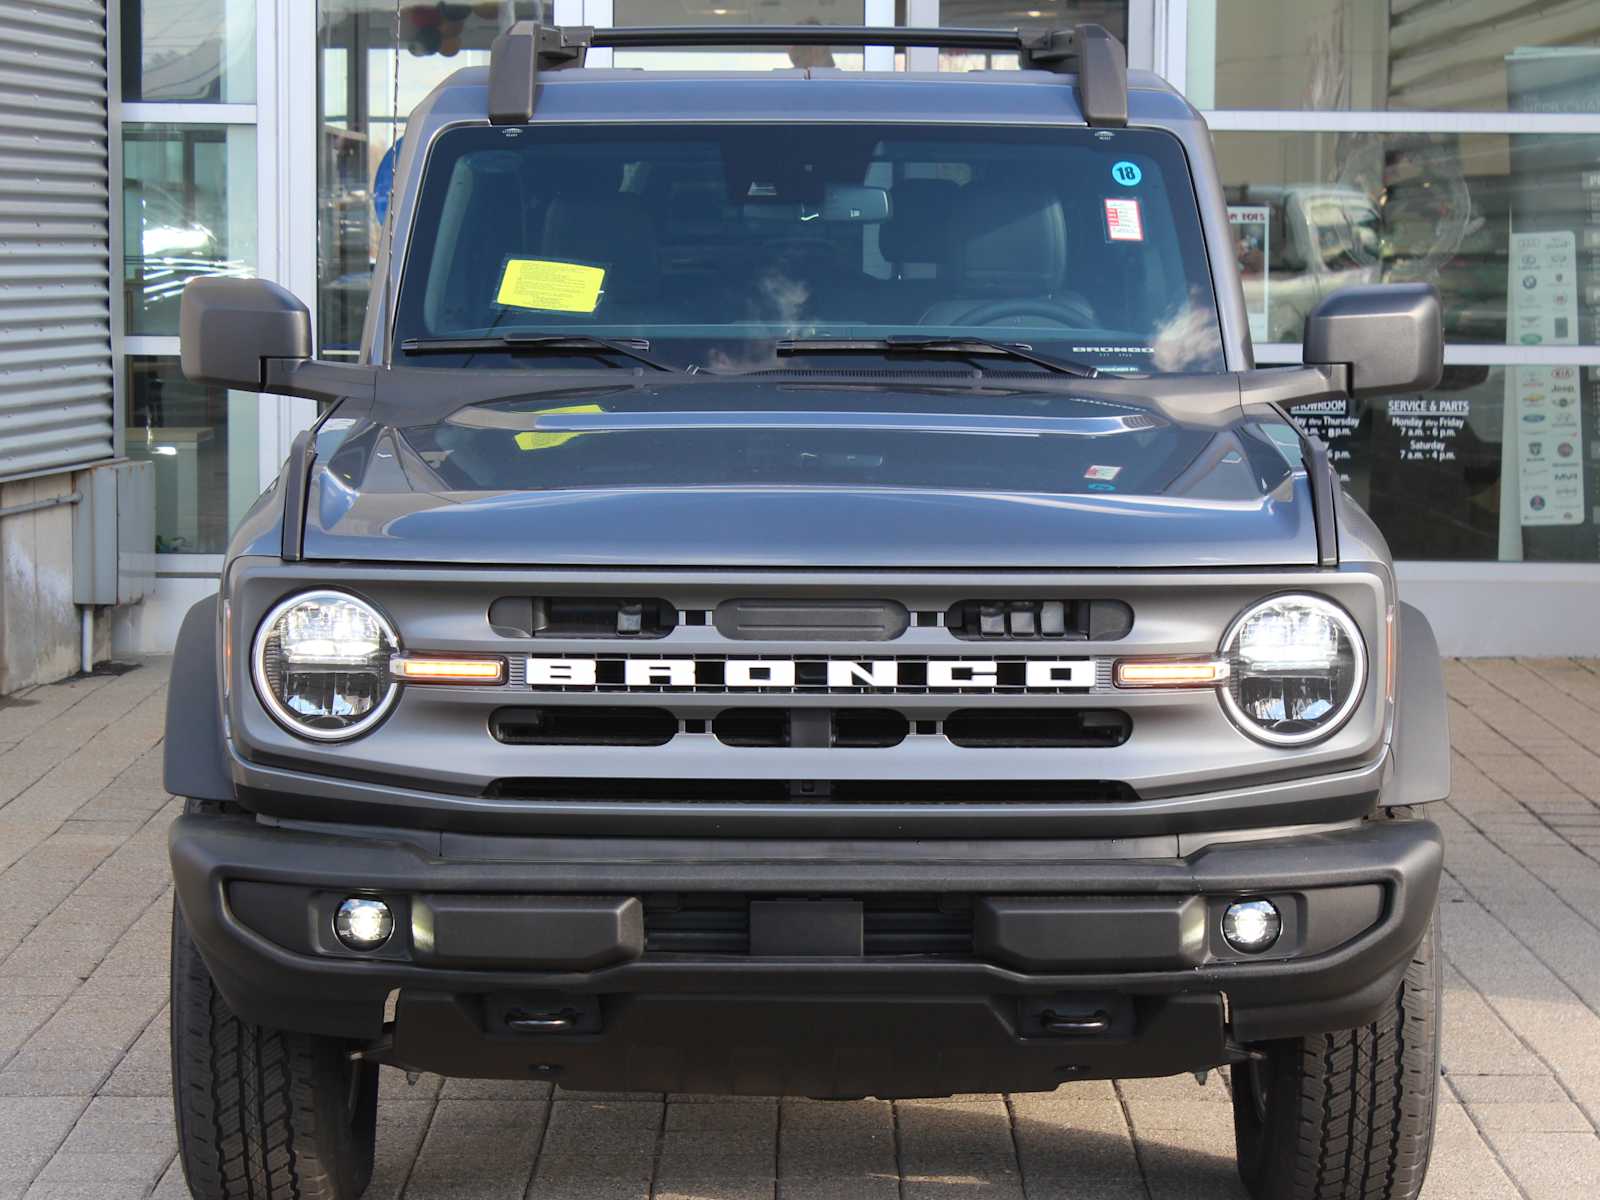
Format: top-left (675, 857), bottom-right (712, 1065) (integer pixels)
top-left (0, 0), bottom-right (113, 481)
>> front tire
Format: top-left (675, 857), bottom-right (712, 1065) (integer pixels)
top-left (171, 899), bottom-right (378, 1200)
top-left (1231, 903), bottom-right (1441, 1200)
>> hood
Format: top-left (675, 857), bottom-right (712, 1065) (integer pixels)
top-left (301, 379), bottom-right (1320, 569)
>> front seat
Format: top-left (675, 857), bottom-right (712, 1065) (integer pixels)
top-left (878, 177), bottom-right (960, 322)
top-left (918, 183), bottom-right (1096, 329)
top-left (540, 188), bottom-right (662, 322)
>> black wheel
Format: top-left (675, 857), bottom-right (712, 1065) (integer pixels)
top-left (1231, 903), bottom-right (1441, 1200)
top-left (171, 898), bottom-right (378, 1200)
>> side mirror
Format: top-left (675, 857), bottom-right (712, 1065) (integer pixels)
top-left (180, 277), bottom-right (312, 391)
top-left (1302, 283), bottom-right (1443, 398)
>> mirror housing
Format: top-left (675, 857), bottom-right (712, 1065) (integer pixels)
top-left (180, 277), bottom-right (312, 391)
top-left (1302, 283), bottom-right (1443, 398)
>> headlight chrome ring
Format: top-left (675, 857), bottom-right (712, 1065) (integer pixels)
top-left (251, 589), bottom-right (401, 742)
top-left (1218, 593), bottom-right (1367, 747)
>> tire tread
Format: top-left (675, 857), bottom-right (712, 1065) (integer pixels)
top-left (170, 900), bottom-right (373, 1200)
top-left (1234, 903), bottom-right (1441, 1200)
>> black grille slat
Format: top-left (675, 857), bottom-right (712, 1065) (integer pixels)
top-left (863, 898), bottom-right (974, 956)
top-left (489, 596), bottom-right (676, 639)
top-left (643, 902), bottom-right (749, 954)
top-left (832, 710), bottom-right (908, 748)
top-left (713, 709), bottom-right (790, 748)
top-left (711, 709), bottom-right (910, 749)
top-left (714, 599), bottom-right (908, 641)
top-left (944, 709), bottom-right (1131, 749)
top-left (945, 599), bottom-right (1133, 641)
top-left (643, 895), bottom-right (973, 958)
top-left (484, 778), bottom-right (1138, 804)
top-left (490, 707), bottom-right (677, 747)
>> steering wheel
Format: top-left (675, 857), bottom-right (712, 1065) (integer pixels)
top-left (939, 296), bottom-right (1098, 328)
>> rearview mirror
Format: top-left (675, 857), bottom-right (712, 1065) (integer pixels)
top-left (180, 276), bottom-right (312, 392)
top-left (821, 184), bottom-right (890, 223)
top-left (1302, 283), bottom-right (1443, 398)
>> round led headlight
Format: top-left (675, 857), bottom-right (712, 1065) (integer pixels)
top-left (1219, 594), bottom-right (1366, 746)
top-left (252, 590), bottom-right (399, 741)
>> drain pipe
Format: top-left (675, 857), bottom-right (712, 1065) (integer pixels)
top-left (81, 607), bottom-right (94, 674)
top-left (0, 491), bottom-right (81, 520)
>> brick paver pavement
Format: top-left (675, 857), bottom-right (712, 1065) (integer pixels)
top-left (3, 657), bottom-right (1600, 1199)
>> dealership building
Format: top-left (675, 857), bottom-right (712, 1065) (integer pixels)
top-left (0, 0), bottom-right (1596, 689)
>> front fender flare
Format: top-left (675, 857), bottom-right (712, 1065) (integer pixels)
top-left (1385, 602), bottom-right (1450, 805)
top-left (163, 594), bottom-right (234, 802)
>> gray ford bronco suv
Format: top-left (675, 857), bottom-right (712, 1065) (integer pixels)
top-left (165, 22), bottom-right (1450, 1200)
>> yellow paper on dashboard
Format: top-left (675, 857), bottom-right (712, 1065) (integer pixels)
top-left (496, 259), bottom-right (606, 314)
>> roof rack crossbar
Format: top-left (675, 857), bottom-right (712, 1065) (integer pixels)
top-left (592, 26), bottom-right (1022, 52)
top-left (488, 22), bottom-right (1128, 127)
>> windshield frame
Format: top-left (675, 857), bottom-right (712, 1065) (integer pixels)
top-left (386, 117), bottom-right (1228, 378)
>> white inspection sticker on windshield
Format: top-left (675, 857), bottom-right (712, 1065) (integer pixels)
top-left (1103, 197), bottom-right (1143, 241)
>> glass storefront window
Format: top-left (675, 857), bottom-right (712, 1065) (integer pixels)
top-left (317, 2), bottom-right (545, 357)
top-left (1186, 0), bottom-right (1600, 112)
top-left (125, 358), bottom-right (259, 554)
top-left (122, 124), bottom-right (257, 336)
top-left (935, 2), bottom-right (1127, 70)
top-left (610, 2), bottom-right (867, 70)
top-left (122, 0), bottom-right (256, 103)
top-left (1212, 130), bottom-right (1600, 348)
top-left (1283, 364), bottom-right (1599, 564)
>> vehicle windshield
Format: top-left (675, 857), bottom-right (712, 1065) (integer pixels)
top-left (392, 123), bottom-right (1225, 375)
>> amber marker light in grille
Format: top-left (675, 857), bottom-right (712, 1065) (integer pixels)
top-left (391, 655), bottom-right (507, 684)
top-left (1113, 658), bottom-right (1231, 688)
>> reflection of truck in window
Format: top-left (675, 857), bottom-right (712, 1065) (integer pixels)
top-left (1382, 169), bottom-right (1504, 346)
top-left (1228, 185), bottom-right (1383, 342)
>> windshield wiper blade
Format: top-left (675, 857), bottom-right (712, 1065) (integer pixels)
top-left (399, 334), bottom-right (679, 372)
top-left (775, 336), bottom-right (1100, 378)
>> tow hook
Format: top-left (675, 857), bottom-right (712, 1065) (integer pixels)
top-left (1023, 993), bottom-right (1131, 1038)
top-left (506, 1008), bottom-right (581, 1032)
top-left (1038, 1008), bottom-right (1112, 1035)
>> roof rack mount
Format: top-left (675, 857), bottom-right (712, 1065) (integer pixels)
top-left (487, 23), bottom-right (1128, 129)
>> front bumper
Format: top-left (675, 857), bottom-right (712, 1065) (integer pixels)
top-left (171, 813), bottom-right (1441, 1096)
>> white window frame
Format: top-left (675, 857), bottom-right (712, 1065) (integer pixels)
top-left (113, 3), bottom-right (288, 582)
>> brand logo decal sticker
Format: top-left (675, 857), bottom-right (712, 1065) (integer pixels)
top-left (525, 656), bottom-right (1095, 693)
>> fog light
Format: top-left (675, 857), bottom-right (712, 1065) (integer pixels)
top-left (1222, 899), bottom-right (1281, 954)
top-left (334, 898), bottom-right (393, 950)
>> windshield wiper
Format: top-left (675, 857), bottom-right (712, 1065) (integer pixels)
top-left (774, 335), bottom-right (1100, 378)
top-left (399, 334), bottom-right (680, 372)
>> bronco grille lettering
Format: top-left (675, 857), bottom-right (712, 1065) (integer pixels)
top-left (524, 656), bottom-right (1095, 693)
